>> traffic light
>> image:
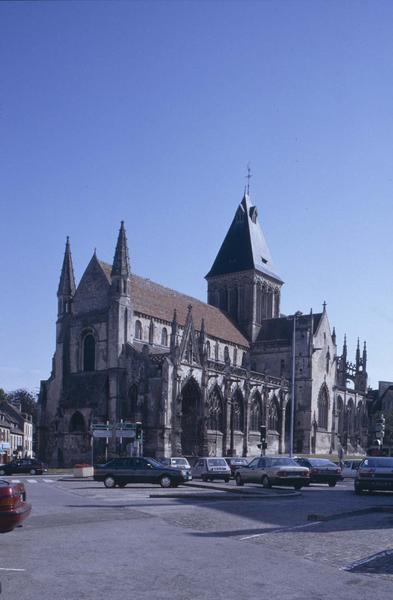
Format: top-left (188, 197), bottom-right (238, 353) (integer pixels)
top-left (260, 425), bottom-right (267, 442)
top-left (375, 415), bottom-right (386, 440)
top-left (135, 422), bottom-right (142, 441)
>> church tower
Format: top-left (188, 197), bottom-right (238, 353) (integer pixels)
top-left (206, 192), bottom-right (283, 342)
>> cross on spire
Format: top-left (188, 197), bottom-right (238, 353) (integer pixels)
top-left (245, 163), bottom-right (252, 195)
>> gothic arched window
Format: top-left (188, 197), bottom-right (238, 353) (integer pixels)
top-left (232, 389), bottom-right (244, 432)
top-left (135, 320), bottom-right (142, 340)
top-left (208, 387), bottom-right (224, 432)
top-left (161, 327), bottom-right (168, 346)
top-left (268, 399), bottom-right (279, 431)
top-left (250, 392), bottom-right (262, 431)
top-left (318, 385), bottom-right (329, 429)
top-left (337, 395), bottom-right (344, 436)
top-left (83, 334), bottom-right (95, 372)
top-left (206, 341), bottom-right (211, 358)
top-left (69, 411), bottom-right (85, 433)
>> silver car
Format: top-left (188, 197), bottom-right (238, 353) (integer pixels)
top-left (354, 456), bottom-right (393, 494)
top-left (235, 456), bottom-right (310, 490)
top-left (192, 457), bottom-right (231, 482)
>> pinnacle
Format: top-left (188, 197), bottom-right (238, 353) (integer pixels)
top-left (57, 237), bottom-right (76, 297)
top-left (111, 221), bottom-right (130, 278)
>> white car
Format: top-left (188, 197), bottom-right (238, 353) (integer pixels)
top-left (341, 459), bottom-right (363, 478)
top-left (192, 457), bottom-right (231, 482)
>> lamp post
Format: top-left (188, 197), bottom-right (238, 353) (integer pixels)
top-left (289, 311), bottom-right (302, 457)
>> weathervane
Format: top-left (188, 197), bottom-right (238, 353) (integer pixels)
top-left (245, 163), bottom-right (252, 195)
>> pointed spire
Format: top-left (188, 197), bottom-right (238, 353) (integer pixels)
top-left (356, 337), bottom-right (361, 368)
top-left (200, 318), bottom-right (205, 337)
top-left (111, 221), bottom-right (130, 278)
top-left (322, 301), bottom-right (327, 312)
top-left (342, 334), bottom-right (347, 360)
top-left (363, 341), bottom-right (367, 369)
top-left (57, 236), bottom-right (76, 298)
top-left (206, 193), bottom-right (282, 282)
top-left (332, 327), bottom-right (336, 345)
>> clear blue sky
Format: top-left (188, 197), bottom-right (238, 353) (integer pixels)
top-left (1, 0), bottom-right (392, 393)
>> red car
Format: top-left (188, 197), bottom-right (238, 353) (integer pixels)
top-left (0, 479), bottom-right (31, 533)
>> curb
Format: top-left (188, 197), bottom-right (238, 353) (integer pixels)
top-left (184, 481), bottom-right (299, 497)
top-left (150, 491), bottom-right (301, 500)
top-left (307, 506), bottom-right (393, 522)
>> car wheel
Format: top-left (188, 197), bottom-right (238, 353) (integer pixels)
top-left (328, 481), bottom-right (336, 488)
top-left (201, 475), bottom-right (208, 482)
top-left (262, 475), bottom-right (271, 489)
top-left (104, 475), bottom-right (116, 488)
top-left (30, 469), bottom-right (37, 475)
top-left (305, 481), bottom-right (311, 486)
top-left (160, 475), bottom-right (172, 488)
top-left (294, 483), bottom-right (302, 490)
top-left (224, 478), bottom-right (230, 483)
top-left (235, 474), bottom-right (244, 486)
top-left (0, 469), bottom-right (5, 476)
top-left (118, 483), bottom-right (127, 488)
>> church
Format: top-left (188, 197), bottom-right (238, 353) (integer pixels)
top-left (38, 191), bottom-right (369, 466)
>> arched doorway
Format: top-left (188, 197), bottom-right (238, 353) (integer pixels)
top-left (181, 378), bottom-right (201, 456)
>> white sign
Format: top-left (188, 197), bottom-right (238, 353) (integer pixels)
top-left (92, 430), bottom-right (111, 439)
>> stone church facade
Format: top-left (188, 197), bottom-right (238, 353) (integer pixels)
top-left (38, 192), bottom-right (369, 466)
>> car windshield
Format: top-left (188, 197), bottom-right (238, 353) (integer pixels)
top-left (269, 458), bottom-right (299, 467)
top-left (171, 459), bottom-right (188, 466)
top-left (308, 459), bottom-right (336, 467)
top-left (362, 458), bottom-right (393, 468)
top-left (207, 459), bottom-right (227, 466)
top-left (230, 458), bottom-right (248, 464)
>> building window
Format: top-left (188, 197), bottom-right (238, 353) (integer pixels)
top-left (206, 341), bottom-right (211, 358)
top-left (135, 320), bottom-right (142, 340)
top-left (250, 393), bottom-right (262, 431)
top-left (268, 400), bottom-right (279, 431)
top-left (83, 334), bottom-right (95, 372)
top-left (161, 327), bottom-right (168, 346)
top-left (318, 385), bottom-right (329, 429)
top-left (214, 342), bottom-right (219, 361)
top-left (208, 387), bottom-right (223, 432)
top-left (232, 390), bottom-right (244, 432)
top-left (69, 411), bottom-right (85, 433)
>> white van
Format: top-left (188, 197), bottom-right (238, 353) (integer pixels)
top-left (192, 457), bottom-right (231, 482)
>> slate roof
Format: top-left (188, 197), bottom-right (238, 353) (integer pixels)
top-left (206, 194), bottom-right (283, 282)
top-left (99, 261), bottom-right (249, 347)
top-left (256, 313), bottom-right (323, 344)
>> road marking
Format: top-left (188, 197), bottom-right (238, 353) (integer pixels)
top-left (0, 567), bottom-right (26, 572)
top-left (43, 479), bottom-right (55, 483)
top-left (27, 479), bottom-right (38, 484)
top-left (240, 520), bottom-right (322, 540)
top-left (11, 479), bottom-right (21, 483)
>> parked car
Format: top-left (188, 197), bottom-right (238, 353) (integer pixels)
top-left (235, 456), bottom-right (309, 489)
top-left (0, 479), bottom-right (32, 533)
top-left (93, 456), bottom-right (192, 488)
top-left (159, 457), bottom-right (192, 474)
top-left (192, 457), bottom-right (231, 482)
top-left (225, 457), bottom-right (249, 478)
top-left (341, 459), bottom-right (363, 478)
top-left (0, 458), bottom-right (47, 476)
top-left (294, 458), bottom-right (342, 487)
top-left (354, 456), bottom-right (393, 494)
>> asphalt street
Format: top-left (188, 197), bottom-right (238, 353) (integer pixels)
top-left (1, 476), bottom-right (393, 599)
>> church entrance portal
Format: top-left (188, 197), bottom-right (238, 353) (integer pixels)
top-left (181, 379), bottom-right (201, 456)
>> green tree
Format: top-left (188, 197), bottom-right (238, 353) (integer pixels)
top-left (5, 389), bottom-right (38, 423)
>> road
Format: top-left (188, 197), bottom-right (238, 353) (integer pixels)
top-left (1, 476), bottom-right (392, 599)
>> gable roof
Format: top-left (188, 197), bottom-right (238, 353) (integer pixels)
top-left (256, 313), bottom-right (323, 344)
top-left (206, 194), bottom-right (282, 282)
top-left (99, 261), bottom-right (249, 347)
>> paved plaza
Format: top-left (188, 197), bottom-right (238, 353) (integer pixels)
top-left (1, 476), bottom-right (393, 599)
